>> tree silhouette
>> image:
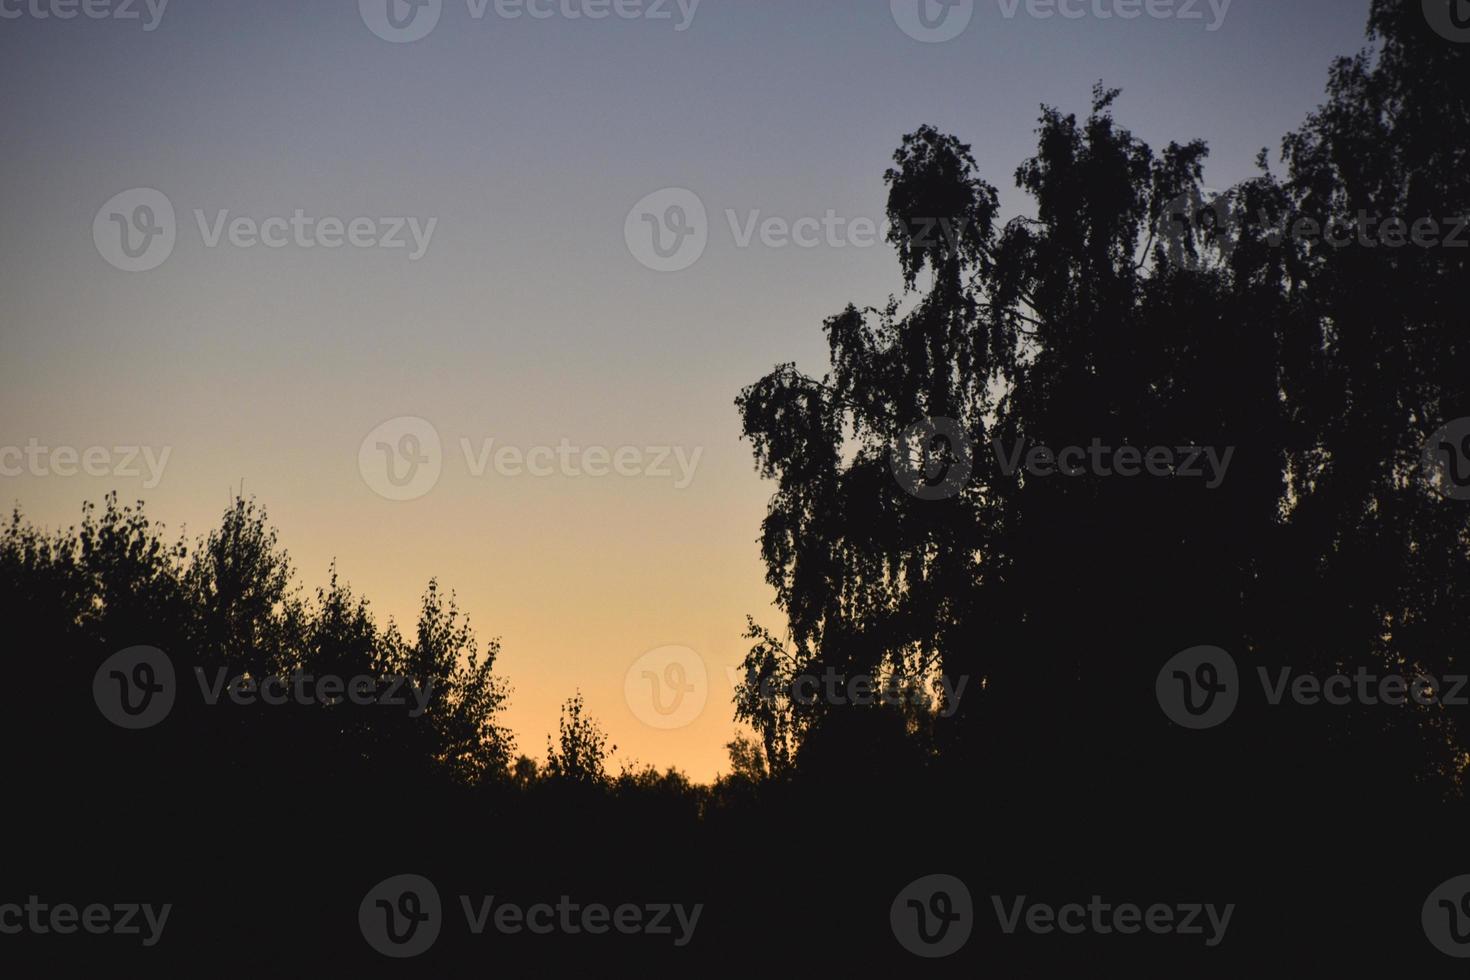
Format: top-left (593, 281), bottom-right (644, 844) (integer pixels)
top-left (4, 0), bottom-right (1468, 970)
top-left (544, 690), bottom-right (615, 786)
top-left (736, 1), bottom-right (1470, 811)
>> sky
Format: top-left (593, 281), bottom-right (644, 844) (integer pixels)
top-left (0, 0), bottom-right (1377, 781)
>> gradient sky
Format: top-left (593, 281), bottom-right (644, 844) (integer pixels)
top-left (0, 0), bottom-right (1375, 780)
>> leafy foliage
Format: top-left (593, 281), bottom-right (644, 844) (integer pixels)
top-left (736, 4), bottom-right (1470, 796)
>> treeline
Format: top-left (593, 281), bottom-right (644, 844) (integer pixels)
top-left (0, 492), bottom-right (773, 810)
